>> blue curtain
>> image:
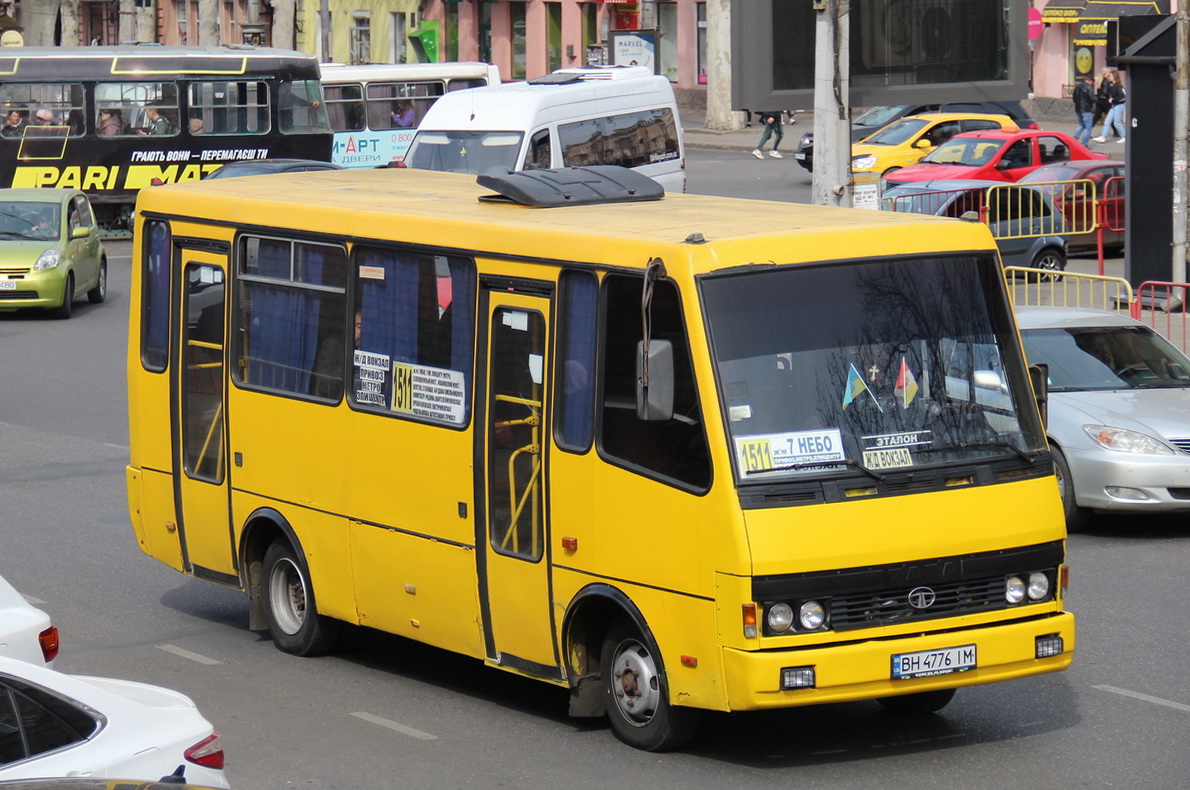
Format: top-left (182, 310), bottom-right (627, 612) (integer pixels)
top-left (354, 246), bottom-right (475, 423)
top-left (557, 271), bottom-right (597, 449)
top-left (246, 240), bottom-right (325, 394)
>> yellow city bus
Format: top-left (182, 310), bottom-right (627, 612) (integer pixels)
top-left (126, 166), bottom-right (1075, 751)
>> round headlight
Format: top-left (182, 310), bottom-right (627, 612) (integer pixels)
top-left (1005, 575), bottom-right (1026, 604)
top-left (767, 603), bottom-right (794, 633)
top-left (1027, 572), bottom-right (1051, 601)
top-left (799, 600), bottom-right (826, 631)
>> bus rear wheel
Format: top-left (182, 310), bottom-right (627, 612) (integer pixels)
top-left (599, 619), bottom-right (700, 751)
top-left (262, 540), bottom-right (341, 656)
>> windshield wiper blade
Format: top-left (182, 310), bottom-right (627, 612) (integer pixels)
top-left (956, 441), bottom-right (1035, 462)
top-left (750, 457), bottom-right (885, 482)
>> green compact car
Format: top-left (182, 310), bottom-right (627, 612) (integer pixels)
top-left (0, 188), bottom-right (107, 319)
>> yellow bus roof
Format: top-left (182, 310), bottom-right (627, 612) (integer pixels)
top-left (139, 168), bottom-right (998, 274)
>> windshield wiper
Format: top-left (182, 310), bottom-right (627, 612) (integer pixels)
top-left (955, 441), bottom-right (1035, 462)
top-left (749, 457), bottom-right (885, 482)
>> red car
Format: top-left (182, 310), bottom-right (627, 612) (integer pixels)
top-left (1017, 160), bottom-right (1125, 252)
top-left (882, 129), bottom-right (1107, 187)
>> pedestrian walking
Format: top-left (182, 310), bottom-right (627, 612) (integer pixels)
top-left (1072, 75), bottom-right (1096, 146)
top-left (1093, 70), bottom-right (1126, 144)
top-left (751, 111), bottom-right (784, 159)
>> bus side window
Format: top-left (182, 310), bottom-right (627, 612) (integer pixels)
top-left (233, 237), bottom-right (348, 399)
top-left (555, 270), bottom-right (598, 452)
top-left (599, 274), bottom-right (710, 489)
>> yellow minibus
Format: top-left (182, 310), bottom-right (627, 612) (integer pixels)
top-left (126, 165), bottom-right (1074, 751)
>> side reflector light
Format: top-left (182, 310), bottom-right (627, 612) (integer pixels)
top-left (781, 666), bottom-right (816, 689)
top-left (184, 732), bottom-right (225, 769)
top-left (1035, 635), bottom-right (1064, 658)
top-left (38, 626), bottom-right (60, 663)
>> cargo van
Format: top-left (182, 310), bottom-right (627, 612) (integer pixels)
top-left (403, 66), bottom-right (686, 191)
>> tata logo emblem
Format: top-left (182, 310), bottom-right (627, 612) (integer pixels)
top-left (907, 586), bottom-right (937, 610)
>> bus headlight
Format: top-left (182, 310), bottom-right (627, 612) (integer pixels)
top-left (1027, 571), bottom-right (1051, 601)
top-left (32, 249), bottom-right (61, 271)
top-left (1005, 575), bottom-right (1026, 604)
top-left (766, 603), bottom-right (794, 633)
top-left (799, 600), bottom-right (826, 631)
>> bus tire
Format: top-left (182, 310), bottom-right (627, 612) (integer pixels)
top-left (877, 688), bottom-right (956, 715)
top-left (87, 259), bottom-right (107, 304)
top-left (262, 540), bottom-right (341, 656)
top-left (600, 619), bottom-right (699, 751)
top-left (52, 272), bottom-right (74, 319)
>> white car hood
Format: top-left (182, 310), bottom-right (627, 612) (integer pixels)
top-left (1053, 388), bottom-right (1190, 440)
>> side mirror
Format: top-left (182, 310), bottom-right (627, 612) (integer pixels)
top-left (1028, 363), bottom-right (1049, 427)
top-left (70, 225), bottom-right (91, 240)
top-left (636, 339), bottom-right (674, 421)
top-left (915, 138), bottom-right (933, 149)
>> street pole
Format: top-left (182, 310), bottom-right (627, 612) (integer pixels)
top-left (1173, 8), bottom-right (1189, 283)
top-left (811, 0), bottom-right (851, 208)
top-left (320, 0), bottom-right (332, 62)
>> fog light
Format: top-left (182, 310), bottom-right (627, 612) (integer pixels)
top-left (1035, 635), bottom-right (1064, 658)
top-left (1005, 575), bottom-right (1026, 604)
top-left (1027, 572), bottom-right (1050, 601)
top-left (1105, 486), bottom-right (1153, 501)
top-left (781, 666), bottom-right (816, 689)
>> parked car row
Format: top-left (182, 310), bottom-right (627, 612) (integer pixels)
top-left (0, 573), bottom-right (229, 787)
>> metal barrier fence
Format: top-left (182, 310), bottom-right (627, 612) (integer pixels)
top-left (883, 180), bottom-right (1099, 244)
top-left (1133, 281), bottom-right (1190, 354)
top-left (1005, 267), bottom-right (1134, 314)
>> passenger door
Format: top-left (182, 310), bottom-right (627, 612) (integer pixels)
top-left (476, 285), bottom-right (560, 678)
top-left (172, 248), bottom-right (237, 583)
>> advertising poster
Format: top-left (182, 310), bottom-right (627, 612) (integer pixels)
top-left (610, 30), bottom-right (658, 74)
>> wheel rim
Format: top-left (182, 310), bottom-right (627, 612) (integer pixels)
top-left (1036, 252), bottom-right (1062, 270)
top-left (609, 637), bottom-right (662, 727)
top-left (98, 265), bottom-right (106, 296)
top-left (268, 557), bottom-right (307, 635)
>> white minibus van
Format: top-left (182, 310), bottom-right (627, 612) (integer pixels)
top-left (320, 62), bottom-right (501, 168)
top-left (403, 66), bottom-right (686, 191)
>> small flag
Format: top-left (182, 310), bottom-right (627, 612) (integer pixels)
top-left (894, 357), bottom-right (919, 409)
top-left (843, 363), bottom-right (868, 409)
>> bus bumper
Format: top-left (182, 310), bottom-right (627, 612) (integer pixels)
top-left (720, 612), bottom-right (1075, 711)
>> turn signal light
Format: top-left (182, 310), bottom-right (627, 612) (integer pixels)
top-left (742, 604), bottom-right (757, 638)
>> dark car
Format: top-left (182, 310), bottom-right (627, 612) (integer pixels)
top-left (1016, 160), bottom-right (1125, 252)
top-left (203, 158), bottom-right (342, 179)
top-left (793, 100), bottom-right (1038, 172)
top-left (881, 178), bottom-right (1068, 274)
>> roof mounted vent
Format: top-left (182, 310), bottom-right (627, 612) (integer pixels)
top-left (529, 66), bottom-right (654, 84)
top-left (477, 166), bottom-right (665, 208)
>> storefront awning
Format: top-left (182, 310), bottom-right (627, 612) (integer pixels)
top-left (1074, 0), bottom-right (1163, 45)
top-left (1041, 0), bottom-right (1086, 24)
top-left (1078, 1), bottom-right (1163, 20)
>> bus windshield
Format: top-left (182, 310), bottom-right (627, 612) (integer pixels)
top-left (405, 130), bottom-right (523, 174)
top-left (701, 254), bottom-right (1047, 480)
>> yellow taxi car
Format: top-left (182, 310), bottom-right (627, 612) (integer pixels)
top-left (851, 112), bottom-right (1019, 184)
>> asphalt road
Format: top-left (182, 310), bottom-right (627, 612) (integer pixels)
top-left (0, 165), bottom-right (1187, 788)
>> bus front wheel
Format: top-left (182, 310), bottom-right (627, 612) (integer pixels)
top-left (262, 541), bottom-right (340, 656)
top-left (599, 619), bottom-right (700, 751)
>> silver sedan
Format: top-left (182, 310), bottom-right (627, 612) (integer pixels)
top-left (1017, 305), bottom-right (1190, 529)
